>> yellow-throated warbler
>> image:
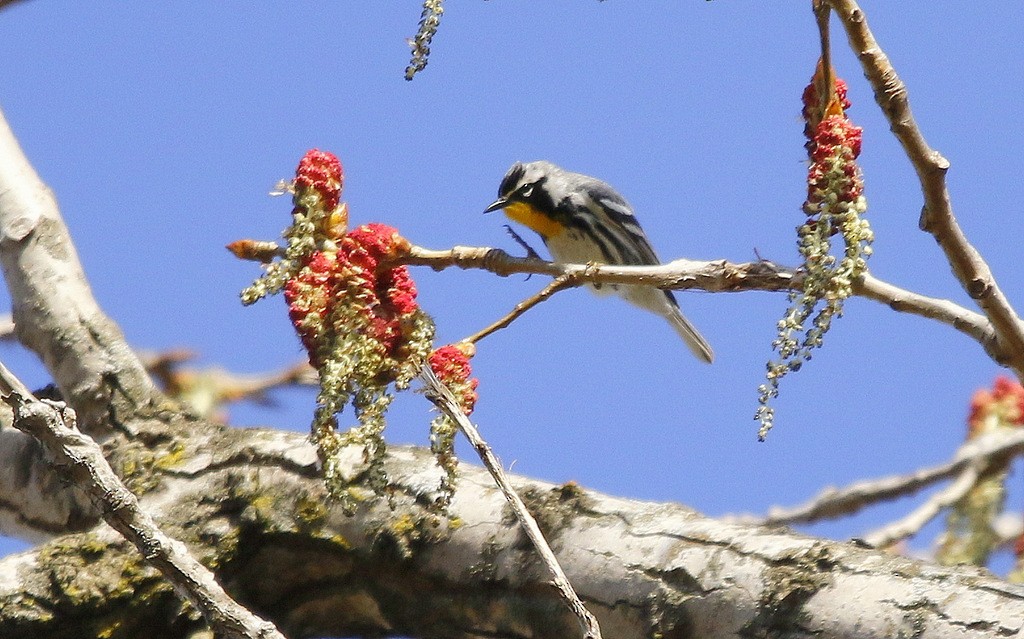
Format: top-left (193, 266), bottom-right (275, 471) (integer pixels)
top-left (485, 160), bottom-right (714, 363)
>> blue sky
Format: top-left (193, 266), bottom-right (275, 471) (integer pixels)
top-left (1, 3), bottom-right (1022, 566)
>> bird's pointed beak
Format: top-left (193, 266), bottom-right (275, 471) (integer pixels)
top-left (483, 197), bottom-right (509, 214)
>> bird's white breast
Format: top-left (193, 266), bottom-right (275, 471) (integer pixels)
top-left (545, 229), bottom-right (616, 296)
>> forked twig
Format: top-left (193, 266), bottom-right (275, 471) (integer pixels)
top-left (744, 428), bottom-right (1024, 528)
top-left (827, 0), bottom-right (1024, 378)
top-left (862, 463), bottom-right (981, 549)
top-left (420, 367), bottom-right (603, 639)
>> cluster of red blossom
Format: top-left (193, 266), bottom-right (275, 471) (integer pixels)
top-left (283, 149), bottom-right (477, 408)
top-left (283, 151), bottom-right (420, 369)
top-left (428, 343), bottom-right (479, 414)
top-left (294, 149), bottom-right (344, 211)
top-left (807, 117), bottom-right (863, 205)
top-left (283, 223), bottom-right (419, 366)
top-left (801, 72), bottom-right (863, 209)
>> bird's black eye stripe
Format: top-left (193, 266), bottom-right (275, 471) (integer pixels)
top-left (518, 175), bottom-right (552, 208)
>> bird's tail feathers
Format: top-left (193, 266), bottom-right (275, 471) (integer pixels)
top-left (620, 285), bottom-right (714, 363)
top-left (667, 308), bottom-right (714, 364)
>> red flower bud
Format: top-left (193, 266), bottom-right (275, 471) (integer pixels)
top-left (295, 149), bottom-right (344, 211)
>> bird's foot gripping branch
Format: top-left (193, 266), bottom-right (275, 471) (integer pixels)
top-left (234, 149), bottom-right (477, 511)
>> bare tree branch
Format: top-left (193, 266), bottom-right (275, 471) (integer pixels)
top-left (0, 361), bottom-right (286, 639)
top-left (230, 241), bottom-right (998, 358)
top-left (739, 427), bottom-right (1024, 528)
top-left (398, 245), bottom-right (998, 356)
top-left (826, 0), bottom-right (1024, 378)
top-left (463, 273), bottom-right (577, 345)
top-left (139, 349), bottom-right (315, 419)
top-left (857, 273), bottom-right (998, 359)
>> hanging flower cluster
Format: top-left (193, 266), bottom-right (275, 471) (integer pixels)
top-left (427, 342), bottom-right (479, 508)
top-left (405, 0), bottom-right (444, 81)
top-left (240, 149), bottom-right (436, 505)
top-left (940, 376), bottom-right (1024, 569)
top-left (756, 63), bottom-right (873, 440)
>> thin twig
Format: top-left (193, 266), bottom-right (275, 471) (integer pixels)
top-left (463, 274), bottom-right (577, 344)
top-left (232, 240), bottom-right (1000, 363)
top-left (420, 367), bottom-right (603, 639)
top-left (0, 360), bottom-right (286, 639)
top-left (827, 0), bottom-right (1024, 379)
top-left (141, 349), bottom-right (315, 416)
top-left (404, 246), bottom-right (998, 355)
top-left (741, 427), bottom-right (1024, 527)
top-left (862, 463), bottom-right (981, 549)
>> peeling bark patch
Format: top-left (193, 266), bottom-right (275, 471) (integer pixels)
top-left (744, 542), bottom-right (835, 635)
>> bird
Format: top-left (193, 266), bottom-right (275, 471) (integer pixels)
top-left (484, 160), bottom-right (713, 363)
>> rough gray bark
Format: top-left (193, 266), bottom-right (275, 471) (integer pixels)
top-left (0, 104), bottom-right (285, 638)
top-left (2, 420), bottom-right (1024, 639)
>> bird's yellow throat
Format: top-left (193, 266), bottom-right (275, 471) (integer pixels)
top-left (503, 202), bottom-right (563, 239)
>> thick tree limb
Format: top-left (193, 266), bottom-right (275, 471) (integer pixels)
top-left (1, 423), bottom-right (1022, 639)
top-left (0, 414), bottom-right (95, 541)
top-left (827, 0), bottom-right (1024, 377)
top-left (0, 107), bottom-right (286, 636)
top-left (0, 362), bottom-right (285, 639)
top-left (0, 107), bottom-right (162, 433)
